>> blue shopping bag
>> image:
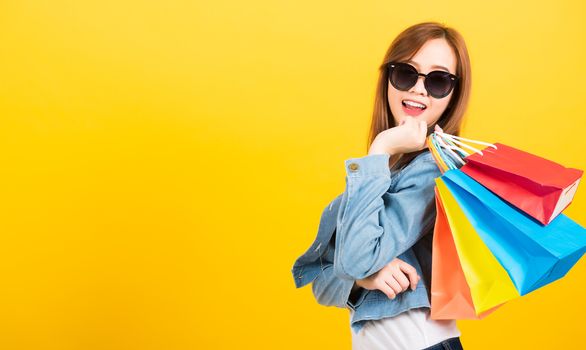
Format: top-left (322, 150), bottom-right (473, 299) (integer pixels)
top-left (441, 169), bottom-right (586, 296)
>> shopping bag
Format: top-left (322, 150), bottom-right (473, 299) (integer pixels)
top-left (434, 177), bottom-right (520, 314)
top-left (430, 186), bottom-right (503, 320)
top-left (434, 132), bottom-right (583, 225)
top-left (441, 169), bottom-right (586, 295)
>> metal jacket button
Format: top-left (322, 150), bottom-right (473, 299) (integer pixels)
top-left (348, 163), bottom-right (359, 171)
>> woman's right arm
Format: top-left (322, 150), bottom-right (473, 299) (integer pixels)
top-left (333, 117), bottom-right (436, 281)
top-left (313, 117), bottom-right (429, 306)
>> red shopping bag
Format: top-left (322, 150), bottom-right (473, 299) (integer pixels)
top-left (460, 143), bottom-right (583, 225)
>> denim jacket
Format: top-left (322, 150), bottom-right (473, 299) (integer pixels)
top-left (291, 150), bottom-right (446, 334)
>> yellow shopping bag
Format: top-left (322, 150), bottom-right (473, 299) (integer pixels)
top-left (435, 177), bottom-right (520, 313)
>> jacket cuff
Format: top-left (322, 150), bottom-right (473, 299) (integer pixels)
top-left (347, 287), bottom-right (369, 311)
top-left (344, 153), bottom-right (391, 178)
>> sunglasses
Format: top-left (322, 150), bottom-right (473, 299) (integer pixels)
top-left (387, 62), bottom-right (459, 99)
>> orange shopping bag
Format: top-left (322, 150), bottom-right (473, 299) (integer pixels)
top-left (430, 186), bottom-right (501, 320)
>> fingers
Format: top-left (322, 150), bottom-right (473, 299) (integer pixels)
top-left (403, 117), bottom-right (427, 137)
top-left (398, 116), bottom-right (430, 150)
top-left (385, 276), bottom-right (403, 296)
top-left (381, 271), bottom-right (418, 300)
top-left (379, 281), bottom-right (397, 300)
top-left (398, 261), bottom-right (420, 291)
top-left (392, 271), bottom-right (411, 292)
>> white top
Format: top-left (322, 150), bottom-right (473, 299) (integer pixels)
top-left (350, 307), bottom-right (461, 350)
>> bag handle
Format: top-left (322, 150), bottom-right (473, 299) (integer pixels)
top-left (434, 134), bottom-right (467, 165)
top-left (427, 134), bottom-right (464, 173)
top-left (427, 135), bottom-right (449, 173)
top-left (440, 136), bottom-right (471, 158)
top-left (427, 131), bottom-right (498, 173)
top-left (435, 131), bottom-right (498, 156)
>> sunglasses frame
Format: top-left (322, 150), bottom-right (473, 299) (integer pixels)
top-left (387, 61), bottom-right (459, 99)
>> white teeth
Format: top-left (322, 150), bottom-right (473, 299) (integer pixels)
top-left (404, 100), bottom-right (426, 109)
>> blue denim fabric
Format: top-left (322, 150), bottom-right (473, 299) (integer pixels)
top-left (291, 150), bottom-right (446, 334)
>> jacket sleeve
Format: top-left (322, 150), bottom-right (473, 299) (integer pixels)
top-left (333, 153), bottom-right (439, 281)
top-left (311, 262), bottom-right (355, 308)
top-left (311, 256), bottom-right (369, 310)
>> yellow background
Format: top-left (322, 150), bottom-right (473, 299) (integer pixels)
top-left (0, 0), bottom-right (585, 349)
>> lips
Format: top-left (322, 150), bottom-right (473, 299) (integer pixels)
top-left (402, 99), bottom-right (427, 109)
top-left (402, 103), bottom-right (425, 117)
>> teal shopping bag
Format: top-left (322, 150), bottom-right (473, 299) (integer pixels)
top-left (441, 169), bottom-right (586, 296)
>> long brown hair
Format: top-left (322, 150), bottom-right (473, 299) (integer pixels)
top-left (367, 22), bottom-right (471, 171)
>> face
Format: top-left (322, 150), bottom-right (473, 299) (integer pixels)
top-left (387, 38), bottom-right (458, 128)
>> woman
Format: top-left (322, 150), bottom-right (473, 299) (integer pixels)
top-left (292, 21), bottom-right (471, 349)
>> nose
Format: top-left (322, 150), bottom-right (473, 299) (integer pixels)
top-left (409, 75), bottom-right (427, 96)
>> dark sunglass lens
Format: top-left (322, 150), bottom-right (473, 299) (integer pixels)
top-left (426, 71), bottom-right (454, 97)
top-left (391, 64), bottom-right (417, 90)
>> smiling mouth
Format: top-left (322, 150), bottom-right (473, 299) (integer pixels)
top-left (401, 101), bottom-right (426, 117)
top-left (402, 100), bottom-right (427, 110)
